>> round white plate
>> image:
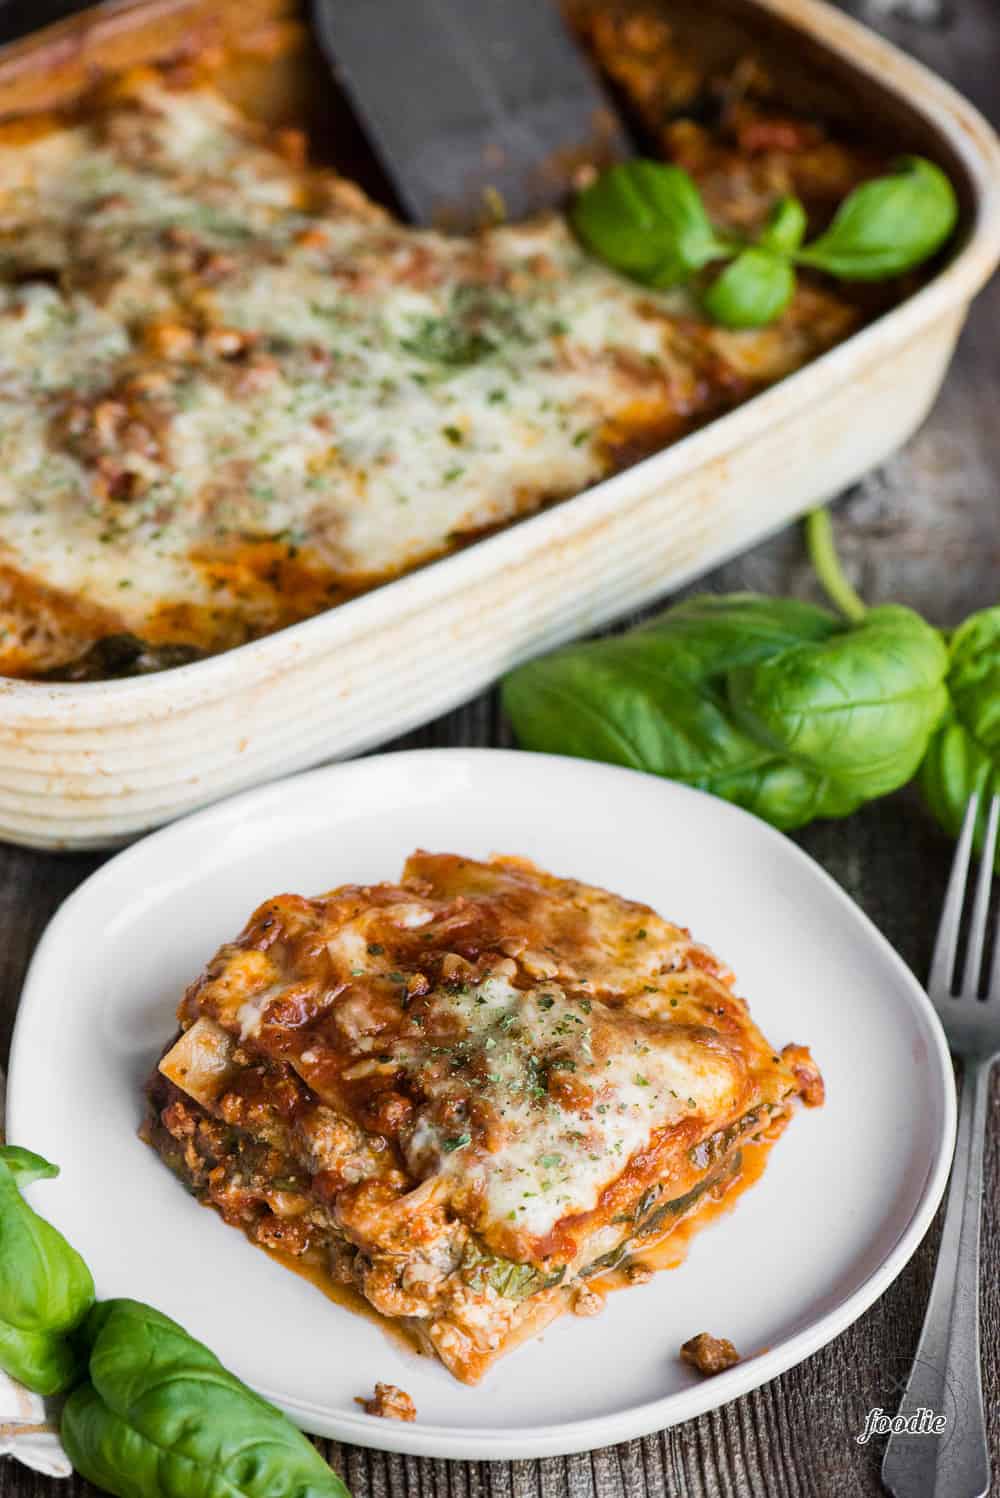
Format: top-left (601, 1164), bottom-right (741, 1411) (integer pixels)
top-left (8, 750), bottom-right (955, 1460)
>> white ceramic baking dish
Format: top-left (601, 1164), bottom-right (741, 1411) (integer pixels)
top-left (0, 0), bottom-right (998, 851)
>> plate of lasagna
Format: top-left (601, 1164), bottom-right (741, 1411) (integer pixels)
top-left (6, 749), bottom-right (954, 1458)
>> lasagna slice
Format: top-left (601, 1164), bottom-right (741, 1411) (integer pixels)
top-left (142, 852), bottom-right (822, 1384)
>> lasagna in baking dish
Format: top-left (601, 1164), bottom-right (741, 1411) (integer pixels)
top-left (142, 851), bottom-right (823, 1383)
top-left (0, 6), bottom-right (884, 681)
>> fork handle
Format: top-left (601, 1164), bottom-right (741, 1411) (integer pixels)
top-left (882, 1058), bottom-right (993, 1498)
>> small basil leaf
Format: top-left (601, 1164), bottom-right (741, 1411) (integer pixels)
top-left (63, 1300), bottom-right (351, 1498)
top-left (921, 719), bottom-right (998, 866)
top-left (920, 606), bottom-right (1000, 867)
top-left (701, 248), bottom-right (796, 328)
top-left (758, 196), bottom-right (807, 255)
top-left (944, 607), bottom-right (1000, 748)
top-left (0, 1317), bottom-right (83, 1396)
top-left (0, 1146), bottom-right (59, 1187)
top-left (700, 246), bottom-right (797, 328)
top-left (796, 155), bottom-right (958, 280)
top-left (572, 160), bottom-right (731, 287)
top-left (0, 1152), bottom-right (94, 1337)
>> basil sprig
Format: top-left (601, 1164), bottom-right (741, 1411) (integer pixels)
top-left (573, 154), bottom-right (958, 327)
top-left (502, 593), bottom-right (948, 830)
top-left (0, 1146), bottom-right (352, 1498)
top-left (505, 505), bottom-right (1000, 864)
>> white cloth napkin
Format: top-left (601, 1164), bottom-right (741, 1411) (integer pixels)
top-left (0, 1377), bottom-right (71, 1479)
top-left (0, 1071), bottom-right (72, 1477)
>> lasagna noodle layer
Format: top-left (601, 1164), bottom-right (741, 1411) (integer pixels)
top-left (142, 852), bottom-right (823, 1383)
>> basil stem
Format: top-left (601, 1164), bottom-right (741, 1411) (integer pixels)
top-left (804, 509), bottom-right (867, 622)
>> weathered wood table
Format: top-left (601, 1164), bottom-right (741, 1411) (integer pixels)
top-left (1, 0), bottom-right (997, 1493)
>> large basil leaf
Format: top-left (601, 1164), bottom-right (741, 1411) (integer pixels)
top-left (796, 156), bottom-right (957, 280)
top-left (728, 605), bottom-right (949, 805)
top-left (62, 1300), bottom-right (350, 1498)
top-left (572, 160), bottom-right (732, 287)
top-left (502, 595), bottom-right (948, 831)
top-left (921, 607), bottom-right (1000, 867)
top-left (0, 1148), bottom-right (93, 1395)
top-left (0, 1149), bottom-right (94, 1338)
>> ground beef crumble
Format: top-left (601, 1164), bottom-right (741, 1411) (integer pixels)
top-left (356, 1383), bottom-right (417, 1422)
top-left (680, 1332), bottom-right (741, 1376)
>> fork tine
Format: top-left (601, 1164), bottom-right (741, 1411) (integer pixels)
top-left (960, 794), bottom-right (999, 997)
top-left (929, 791), bottom-right (980, 997)
top-left (987, 800), bottom-right (1000, 1001)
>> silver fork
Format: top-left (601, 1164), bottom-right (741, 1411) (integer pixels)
top-left (883, 792), bottom-right (999, 1498)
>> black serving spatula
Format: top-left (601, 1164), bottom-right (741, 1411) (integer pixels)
top-left (311, 0), bottom-right (633, 230)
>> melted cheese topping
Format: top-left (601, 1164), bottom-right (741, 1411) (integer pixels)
top-left (0, 79), bottom-right (856, 676)
top-left (400, 976), bottom-right (738, 1236)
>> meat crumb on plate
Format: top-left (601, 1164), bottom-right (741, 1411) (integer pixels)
top-left (680, 1332), bottom-right (741, 1375)
top-left (356, 1383), bottom-right (417, 1421)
